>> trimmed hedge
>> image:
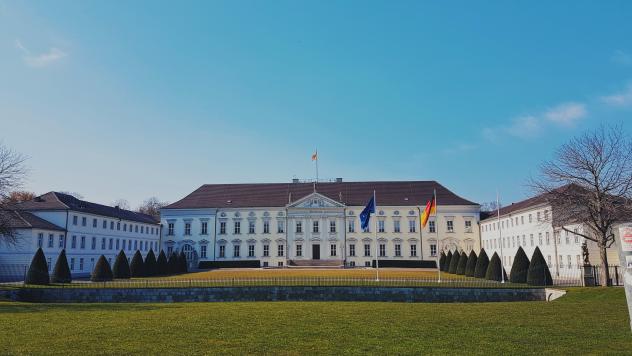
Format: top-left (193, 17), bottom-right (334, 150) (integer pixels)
top-left (144, 249), bottom-right (157, 276)
top-left (456, 251), bottom-right (468, 275)
top-left (198, 260), bottom-right (259, 269)
top-left (438, 252), bottom-right (446, 271)
top-left (130, 250), bottom-right (145, 277)
top-left (509, 247), bottom-right (530, 283)
top-left (448, 250), bottom-right (460, 274)
top-left (51, 249), bottom-right (71, 283)
top-left (26, 248), bottom-right (49, 285)
top-left (527, 246), bottom-right (553, 286)
top-left (113, 250), bottom-right (131, 279)
top-left (167, 252), bottom-right (179, 274)
top-left (371, 260), bottom-right (437, 268)
top-left (156, 250), bottom-right (168, 276)
top-left (485, 252), bottom-right (508, 282)
top-left (473, 248), bottom-right (489, 278)
top-left (178, 251), bottom-right (188, 273)
top-left (91, 255), bottom-right (113, 282)
top-left (464, 250), bottom-right (478, 277)
top-left (443, 251), bottom-right (453, 272)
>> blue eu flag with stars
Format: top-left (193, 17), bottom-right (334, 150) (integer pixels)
top-left (359, 195), bottom-right (375, 230)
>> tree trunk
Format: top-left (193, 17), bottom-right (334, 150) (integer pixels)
top-left (599, 245), bottom-right (611, 287)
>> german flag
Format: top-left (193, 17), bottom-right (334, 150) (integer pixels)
top-left (420, 192), bottom-right (436, 228)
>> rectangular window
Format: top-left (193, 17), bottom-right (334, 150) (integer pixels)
top-left (184, 223), bottom-right (191, 235)
top-left (117, 222), bottom-right (121, 231)
top-left (103, 220), bottom-right (107, 229)
top-left (134, 240), bottom-right (137, 250)
top-left (364, 244), bottom-right (371, 257)
top-left (574, 229), bottom-right (579, 243)
top-left (249, 221), bottom-right (255, 234)
top-left (48, 234), bottom-right (54, 248)
top-left (219, 245), bottom-right (225, 258)
top-left (277, 221), bottom-right (284, 233)
top-left (576, 255), bottom-right (581, 268)
top-left (109, 238), bottom-right (113, 250)
top-left (544, 210), bottom-right (549, 221)
top-left (110, 221), bottom-right (114, 230)
top-left (234, 221), bottom-right (241, 234)
top-left (428, 220), bottom-right (435, 233)
top-left (378, 220), bottom-right (385, 233)
top-left (348, 220), bottom-right (355, 233)
top-left (116, 239), bottom-right (120, 250)
top-left (277, 244), bottom-right (284, 257)
top-left (233, 245), bottom-right (240, 258)
top-left (123, 223), bottom-right (127, 232)
top-left (394, 244), bottom-right (401, 257)
top-left (296, 244), bottom-right (302, 257)
top-left (427, 244), bottom-right (433, 257)
top-left (79, 258), bottom-right (84, 271)
top-left (393, 220), bottom-right (400, 233)
top-left (409, 220), bottom-right (417, 233)
top-left (529, 214), bottom-right (532, 223)
top-left (263, 221), bottom-right (270, 234)
top-left (312, 221), bottom-right (319, 233)
top-left (537, 212), bottom-right (541, 221)
top-left (82, 217), bottom-right (87, 227)
top-left (530, 234), bottom-right (534, 246)
top-left (349, 244), bottom-right (355, 257)
top-left (465, 220), bottom-right (472, 232)
top-left (93, 219), bottom-right (97, 228)
top-left (567, 255), bottom-right (572, 269)
top-left (248, 244), bottom-right (255, 257)
top-left (101, 238), bottom-right (106, 250)
top-left (263, 244), bottom-right (270, 257)
top-left (135, 225), bottom-right (138, 233)
top-left (71, 235), bottom-right (77, 249)
top-left (201, 222), bottom-right (208, 235)
top-left (59, 235), bottom-right (64, 248)
top-left (329, 220), bottom-right (336, 233)
top-left (91, 237), bottom-right (96, 250)
top-left (219, 222), bottom-right (226, 234)
top-left (379, 244), bottom-right (386, 257)
top-left (546, 232), bottom-right (550, 245)
top-left (521, 216), bottom-right (524, 225)
top-left (523, 235), bottom-right (526, 246)
top-left (80, 236), bottom-right (86, 249)
top-left (200, 245), bottom-right (207, 258)
top-left (70, 258), bottom-right (75, 271)
top-left (73, 216), bottom-right (78, 225)
top-left (446, 220), bottom-right (454, 232)
top-left (141, 226), bottom-right (144, 234)
top-left (278, 261), bottom-right (284, 267)
top-left (330, 244), bottom-right (337, 257)
top-left (128, 240), bottom-right (132, 250)
top-left (559, 255), bottom-right (564, 268)
top-left (296, 221), bottom-right (303, 233)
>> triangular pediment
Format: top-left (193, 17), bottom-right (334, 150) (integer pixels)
top-left (288, 192), bottom-right (346, 208)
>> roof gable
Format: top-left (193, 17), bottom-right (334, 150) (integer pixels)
top-left (287, 192), bottom-right (346, 208)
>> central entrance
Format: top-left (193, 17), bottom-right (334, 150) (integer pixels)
top-left (312, 244), bottom-right (320, 260)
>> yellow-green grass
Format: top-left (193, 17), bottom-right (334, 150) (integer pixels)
top-left (0, 288), bottom-right (630, 355)
top-left (167, 268), bottom-right (456, 280)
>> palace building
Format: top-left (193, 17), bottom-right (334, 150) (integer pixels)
top-left (160, 180), bottom-right (481, 268)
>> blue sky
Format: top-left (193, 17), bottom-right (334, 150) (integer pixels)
top-left (1, 1), bottom-right (632, 208)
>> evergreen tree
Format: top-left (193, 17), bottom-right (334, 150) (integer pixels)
top-left (156, 250), bottom-right (168, 276)
top-left (456, 251), bottom-right (468, 275)
top-left (130, 250), bottom-right (145, 277)
top-left (178, 251), bottom-right (188, 273)
top-left (51, 249), bottom-right (71, 283)
top-left (113, 250), bottom-right (131, 279)
top-left (509, 247), bottom-right (530, 283)
top-left (91, 255), bottom-right (113, 282)
top-left (485, 252), bottom-right (508, 282)
top-left (144, 249), bottom-right (157, 276)
top-left (167, 252), bottom-right (179, 274)
top-left (448, 249), bottom-right (460, 274)
top-left (443, 251), bottom-right (453, 272)
top-left (527, 247), bottom-right (553, 286)
top-left (25, 247), bottom-right (49, 285)
top-left (473, 248), bottom-right (490, 278)
top-left (438, 252), bottom-right (446, 271)
top-left (464, 250), bottom-right (478, 277)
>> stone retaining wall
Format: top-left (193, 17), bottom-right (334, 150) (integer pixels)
top-left (6, 286), bottom-right (565, 303)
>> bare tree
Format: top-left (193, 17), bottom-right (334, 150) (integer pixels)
top-left (111, 199), bottom-right (130, 210)
top-left (531, 125), bottom-right (632, 286)
top-left (480, 201), bottom-right (500, 212)
top-left (137, 197), bottom-right (168, 221)
top-left (2, 190), bottom-right (36, 204)
top-left (0, 143), bottom-right (28, 244)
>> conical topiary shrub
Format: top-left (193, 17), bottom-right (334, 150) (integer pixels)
top-left (25, 248), bottom-right (49, 285)
top-left (448, 250), bottom-right (460, 274)
top-left (144, 249), bottom-right (157, 276)
top-left (465, 250), bottom-right (478, 277)
top-left (130, 250), bottom-right (145, 277)
top-left (443, 251), bottom-right (453, 272)
top-left (113, 250), bottom-right (131, 279)
top-left (167, 252), bottom-right (179, 274)
top-left (485, 252), bottom-right (508, 282)
top-left (473, 248), bottom-right (490, 278)
top-left (178, 251), bottom-right (188, 273)
top-left (456, 251), bottom-right (468, 275)
top-left (51, 249), bottom-right (71, 283)
top-left (509, 247), bottom-right (530, 283)
top-left (156, 250), bottom-right (168, 276)
top-left (438, 252), bottom-right (446, 271)
top-left (91, 255), bottom-right (113, 282)
top-left (527, 246), bottom-right (553, 286)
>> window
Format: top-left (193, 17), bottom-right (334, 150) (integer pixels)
top-left (117, 222), bottom-right (121, 231)
top-left (378, 220), bottom-right (385, 233)
top-left (394, 244), bottom-right (401, 257)
top-left (245, 244), bottom-right (254, 257)
top-left (520, 216), bottom-right (524, 225)
top-left (134, 240), bottom-right (138, 250)
top-left (393, 220), bottom-right (400, 233)
top-left (313, 221), bottom-right (319, 233)
top-left (567, 255), bottom-right (572, 269)
top-left (167, 246), bottom-right (173, 255)
top-left (219, 222), bottom-right (226, 234)
top-left (428, 220), bottom-right (435, 233)
top-left (465, 220), bottom-right (472, 232)
top-left (82, 217), bottom-right (87, 227)
top-left (278, 261), bottom-right (284, 267)
top-left (70, 258), bottom-right (75, 270)
top-left (123, 223), bottom-right (127, 232)
top-left (263, 244), bottom-right (270, 257)
top-left (59, 235), bottom-right (64, 248)
top-left (528, 214), bottom-right (532, 223)
top-left (296, 244), bottom-right (302, 257)
top-left (101, 238), bottom-right (106, 250)
top-left (565, 231), bottom-right (570, 244)
top-left (348, 220), bottom-right (355, 233)
top-left (116, 239), bottom-right (120, 250)
top-left (201, 222), bottom-right (208, 235)
top-left (80, 236), bottom-right (86, 249)
top-left (349, 244), bottom-right (355, 257)
top-left (538, 233), bottom-right (543, 245)
top-left (248, 221), bottom-right (255, 234)
top-left (523, 235), bottom-right (526, 246)
top-left (365, 261), bottom-right (371, 267)
top-left (277, 221), bottom-right (284, 233)
top-left (73, 216), bottom-right (78, 225)
top-left (233, 245), bottom-right (240, 258)
top-left (379, 244), bottom-right (386, 257)
top-left (330, 244), bottom-right (337, 256)
top-left (559, 255), bottom-right (564, 268)
top-left (184, 222), bottom-right (191, 235)
top-left (110, 221), bottom-right (114, 230)
top-left (329, 220), bottom-right (336, 233)
top-left (48, 234), bottom-right (54, 248)
top-left (364, 244), bottom-right (371, 257)
top-left (109, 238), bottom-right (113, 250)
top-left (128, 240), bottom-right (132, 250)
top-left (409, 220), bottom-right (416, 233)
top-left (446, 220), bottom-right (454, 232)
top-left (234, 221), bottom-right (241, 234)
top-left (91, 237), bottom-right (96, 250)
top-left (544, 210), bottom-right (549, 221)
top-left (263, 221), bottom-right (270, 234)
top-left (296, 221), bottom-right (303, 233)
top-left (428, 244), bottom-right (434, 257)
top-left (103, 220), bottom-right (107, 229)
top-left (200, 245), bottom-right (207, 258)
top-left (537, 212), bottom-right (541, 221)
top-left (277, 244), bottom-right (284, 257)
top-left (545, 232), bottom-right (550, 245)
top-left (135, 225), bottom-right (138, 233)
top-left (47, 258), bottom-right (51, 270)
top-left (530, 234), bottom-right (534, 246)
top-left (576, 255), bottom-right (581, 268)
top-left (349, 261), bottom-right (356, 267)
top-left (141, 226), bottom-right (144, 234)
top-left (219, 245), bottom-right (226, 258)
top-left (574, 229), bottom-right (579, 243)
top-left (93, 219), bottom-right (97, 228)
top-left (79, 258), bottom-right (84, 271)
top-left (71, 235), bottom-right (77, 249)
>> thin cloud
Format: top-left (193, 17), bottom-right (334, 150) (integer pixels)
top-left (442, 143), bottom-right (476, 155)
top-left (601, 84), bottom-right (632, 108)
top-left (15, 39), bottom-right (67, 67)
top-left (544, 102), bottom-right (586, 126)
top-left (506, 116), bottom-right (541, 138)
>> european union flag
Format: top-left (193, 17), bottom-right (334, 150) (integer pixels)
top-left (359, 195), bottom-right (375, 230)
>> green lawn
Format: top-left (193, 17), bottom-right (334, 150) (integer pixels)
top-left (0, 288), bottom-right (630, 355)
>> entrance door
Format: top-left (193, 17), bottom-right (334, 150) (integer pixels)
top-left (312, 244), bottom-right (320, 260)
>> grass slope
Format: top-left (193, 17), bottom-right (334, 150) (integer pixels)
top-left (168, 268), bottom-right (456, 280)
top-left (0, 288), bottom-right (630, 355)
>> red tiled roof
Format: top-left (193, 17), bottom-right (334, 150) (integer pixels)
top-left (0, 210), bottom-right (65, 231)
top-left (164, 181), bottom-right (478, 209)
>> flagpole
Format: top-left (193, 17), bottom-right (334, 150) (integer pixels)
top-left (315, 149), bottom-right (319, 183)
top-left (435, 189), bottom-right (441, 283)
top-left (373, 190), bottom-right (379, 282)
top-left (497, 190), bottom-right (505, 283)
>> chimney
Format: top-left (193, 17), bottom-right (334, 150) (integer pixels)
top-left (292, 178), bottom-right (299, 183)
top-left (336, 178), bottom-right (343, 183)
